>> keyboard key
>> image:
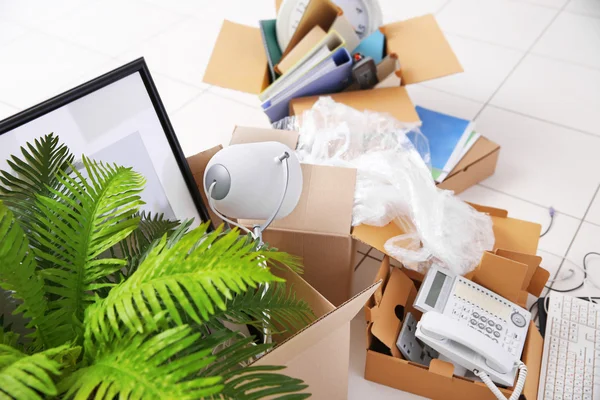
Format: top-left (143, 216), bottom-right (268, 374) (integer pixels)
top-left (571, 333), bottom-right (579, 342)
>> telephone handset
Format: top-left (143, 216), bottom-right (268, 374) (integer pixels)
top-left (413, 265), bottom-right (531, 391)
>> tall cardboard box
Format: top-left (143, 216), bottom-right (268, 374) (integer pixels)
top-left (357, 205), bottom-right (550, 400)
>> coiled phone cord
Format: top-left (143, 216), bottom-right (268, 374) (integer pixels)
top-left (473, 362), bottom-right (527, 400)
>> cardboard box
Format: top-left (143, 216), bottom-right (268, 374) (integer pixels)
top-left (187, 126), bottom-right (358, 307)
top-left (187, 136), bottom-right (382, 399)
top-left (202, 11), bottom-right (498, 194)
top-left (359, 205), bottom-right (550, 400)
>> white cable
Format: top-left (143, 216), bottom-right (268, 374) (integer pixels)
top-left (545, 268), bottom-right (575, 283)
top-left (540, 249), bottom-right (600, 292)
top-left (207, 181), bottom-right (253, 237)
top-left (473, 362), bottom-right (527, 400)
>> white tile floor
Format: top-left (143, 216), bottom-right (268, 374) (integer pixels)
top-left (1, 0), bottom-right (600, 398)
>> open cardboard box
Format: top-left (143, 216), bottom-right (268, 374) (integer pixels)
top-left (359, 204), bottom-right (551, 400)
top-left (203, 9), bottom-right (499, 194)
top-left (186, 126), bottom-right (385, 398)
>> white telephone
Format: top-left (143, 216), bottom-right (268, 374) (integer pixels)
top-left (413, 266), bottom-right (530, 400)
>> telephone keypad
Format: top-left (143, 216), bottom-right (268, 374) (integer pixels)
top-left (449, 295), bottom-right (524, 357)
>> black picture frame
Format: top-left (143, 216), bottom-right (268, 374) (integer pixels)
top-left (0, 57), bottom-right (212, 227)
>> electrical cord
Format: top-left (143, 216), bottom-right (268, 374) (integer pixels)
top-left (539, 206), bottom-right (555, 237)
top-left (207, 181), bottom-right (253, 237)
top-left (545, 251), bottom-right (600, 295)
top-left (473, 362), bottom-right (527, 400)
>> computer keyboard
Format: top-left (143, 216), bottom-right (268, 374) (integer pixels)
top-left (539, 292), bottom-right (600, 400)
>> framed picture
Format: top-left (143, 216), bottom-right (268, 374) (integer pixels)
top-left (0, 57), bottom-right (211, 226)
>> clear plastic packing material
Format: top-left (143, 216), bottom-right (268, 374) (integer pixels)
top-left (290, 97), bottom-right (494, 275)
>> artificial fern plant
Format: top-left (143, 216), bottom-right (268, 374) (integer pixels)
top-left (0, 133), bottom-right (314, 399)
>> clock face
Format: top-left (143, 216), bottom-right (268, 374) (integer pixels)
top-left (332, 0), bottom-right (371, 38)
top-left (276, 0), bottom-right (382, 51)
top-left (287, 0), bottom-right (310, 40)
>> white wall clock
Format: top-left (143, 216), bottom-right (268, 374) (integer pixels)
top-left (276, 0), bottom-right (383, 51)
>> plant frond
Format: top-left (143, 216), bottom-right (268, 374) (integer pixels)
top-left (60, 325), bottom-right (223, 400)
top-left (0, 344), bottom-right (74, 400)
top-left (0, 202), bottom-right (48, 347)
top-left (0, 325), bottom-right (21, 351)
top-left (198, 332), bottom-right (310, 400)
top-left (86, 223), bottom-right (296, 343)
top-left (32, 157), bottom-right (145, 347)
top-left (208, 283), bottom-right (315, 334)
top-left (117, 212), bottom-right (189, 278)
top-left (0, 133), bottom-right (74, 235)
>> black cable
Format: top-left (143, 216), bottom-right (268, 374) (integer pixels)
top-left (539, 207), bottom-right (555, 238)
top-left (528, 301), bottom-right (537, 313)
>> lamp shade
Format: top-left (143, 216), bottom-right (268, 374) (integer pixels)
top-left (203, 142), bottom-right (303, 220)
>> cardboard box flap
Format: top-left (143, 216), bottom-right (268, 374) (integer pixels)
top-left (203, 20), bottom-right (269, 94)
top-left (243, 164), bottom-right (356, 235)
top-left (256, 280), bottom-right (381, 366)
top-left (290, 87), bottom-right (420, 124)
top-left (447, 137), bottom-right (500, 178)
top-left (381, 14), bottom-right (463, 85)
top-left (473, 252), bottom-right (529, 304)
top-left (281, 0), bottom-right (340, 56)
top-left (467, 203), bottom-right (509, 218)
top-left (492, 215), bottom-right (541, 255)
top-left (494, 249), bottom-right (543, 292)
top-left (371, 268), bottom-right (419, 357)
top-left (230, 126), bottom-right (299, 149)
top-left (528, 266), bottom-right (551, 298)
top-left (186, 146), bottom-right (224, 227)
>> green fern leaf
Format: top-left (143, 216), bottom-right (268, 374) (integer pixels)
top-left (0, 202), bottom-right (48, 347)
top-left (198, 332), bottom-right (310, 400)
top-left (85, 224), bottom-right (294, 343)
top-left (32, 157), bottom-right (145, 347)
top-left (0, 344), bottom-right (74, 399)
top-left (118, 211), bottom-right (186, 277)
top-left (208, 283), bottom-right (315, 334)
top-left (0, 133), bottom-right (74, 235)
top-left (61, 325), bottom-right (223, 400)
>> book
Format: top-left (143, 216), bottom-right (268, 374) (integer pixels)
top-left (415, 106), bottom-right (476, 183)
top-left (262, 47), bottom-right (353, 122)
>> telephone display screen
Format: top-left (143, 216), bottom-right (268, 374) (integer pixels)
top-left (425, 271), bottom-right (447, 308)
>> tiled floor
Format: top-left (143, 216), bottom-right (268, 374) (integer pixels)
top-left (1, 0), bottom-right (599, 398)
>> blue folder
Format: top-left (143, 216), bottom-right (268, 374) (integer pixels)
top-left (262, 47), bottom-right (353, 122)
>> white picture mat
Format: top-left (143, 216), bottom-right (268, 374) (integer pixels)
top-left (0, 72), bottom-right (201, 226)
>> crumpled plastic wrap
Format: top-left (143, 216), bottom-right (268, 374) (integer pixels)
top-left (280, 97), bottom-right (494, 275)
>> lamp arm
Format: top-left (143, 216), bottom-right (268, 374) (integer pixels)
top-left (255, 152), bottom-right (291, 244)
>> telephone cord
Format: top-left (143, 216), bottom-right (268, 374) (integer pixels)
top-left (473, 362), bottom-right (527, 400)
